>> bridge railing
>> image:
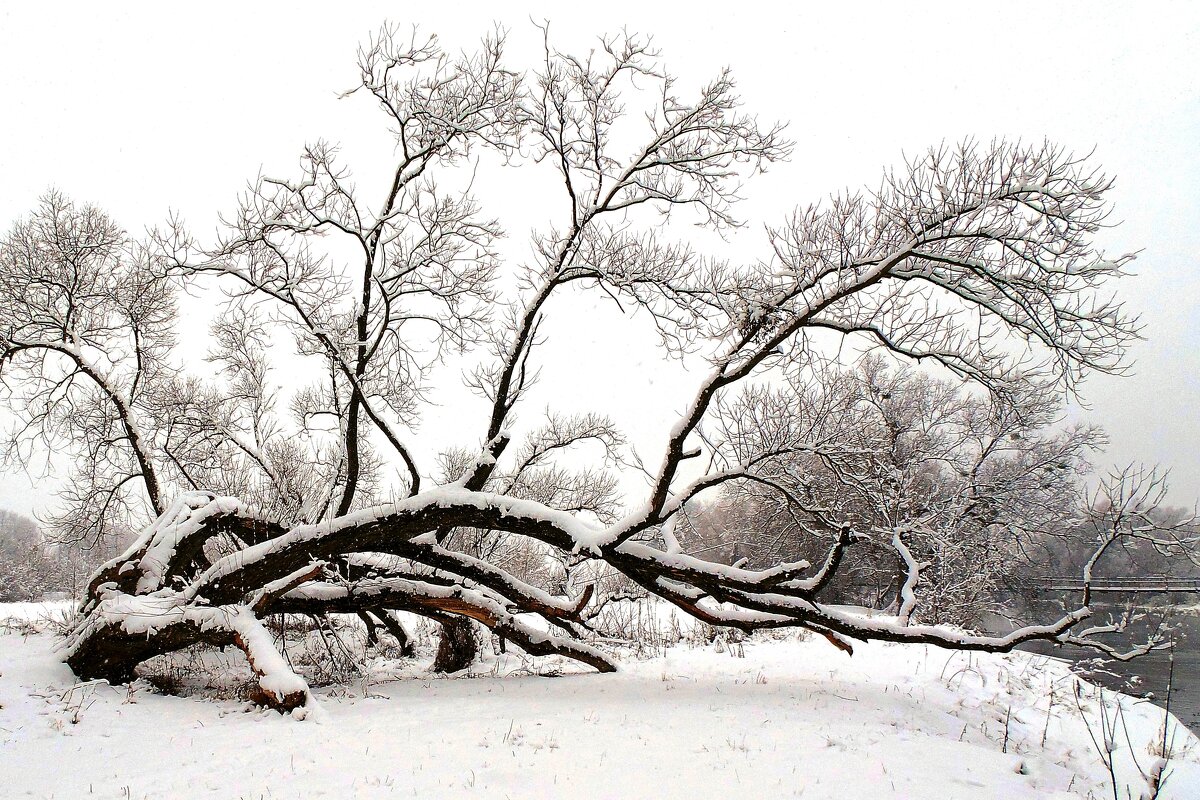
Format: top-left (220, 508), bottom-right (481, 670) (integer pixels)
top-left (1026, 576), bottom-right (1200, 593)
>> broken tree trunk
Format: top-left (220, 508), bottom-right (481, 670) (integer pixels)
top-left (65, 492), bottom-right (615, 709)
top-left (64, 485), bottom-right (1110, 713)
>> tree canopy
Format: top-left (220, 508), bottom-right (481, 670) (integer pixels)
top-left (1, 26), bottom-right (1193, 712)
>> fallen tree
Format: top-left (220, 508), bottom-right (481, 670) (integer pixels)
top-left (4, 26), bottom-right (1196, 712)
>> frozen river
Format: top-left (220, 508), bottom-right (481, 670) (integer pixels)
top-left (1017, 602), bottom-right (1200, 736)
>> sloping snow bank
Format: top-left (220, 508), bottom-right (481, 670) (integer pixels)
top-left (1, 605), bottom-right (1197, 799)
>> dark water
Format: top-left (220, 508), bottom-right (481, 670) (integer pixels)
top-left (1014, 602), bottom-right (1200, 736)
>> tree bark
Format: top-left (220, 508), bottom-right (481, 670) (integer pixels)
top-left (432, 616), bottom-right (479, 673)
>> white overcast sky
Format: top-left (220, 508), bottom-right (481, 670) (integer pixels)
top-left (0, 1), bottom-right (1197, 518)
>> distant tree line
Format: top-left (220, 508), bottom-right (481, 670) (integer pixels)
top-left (0, 509), bottom-right (119, 601)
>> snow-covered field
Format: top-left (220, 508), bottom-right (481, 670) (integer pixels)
top-left (2, 602), bottom-right (1198, 799)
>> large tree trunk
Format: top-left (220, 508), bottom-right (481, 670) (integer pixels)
top-left (66, 602), bottom-right (311, 712)
top-left (64, 493), bottom-right (614, 712)
top-left (63, 488), bottom-right (1107, 715)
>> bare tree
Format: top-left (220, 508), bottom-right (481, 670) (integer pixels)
top-left (0, 193), bottom-right (173, 546)
top-left (2, 26), bottom-right (1193, 712)
top-left (684, 357), bottom-right (1110, 627)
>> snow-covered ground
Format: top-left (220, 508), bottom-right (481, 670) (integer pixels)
top-left (2, 601), bottom-right (1198, 799)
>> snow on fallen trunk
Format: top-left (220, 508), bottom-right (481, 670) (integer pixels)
top-left (224, 606), bottom-right (313, 714)
top-left (64, 593), bottom-right (313, 713)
